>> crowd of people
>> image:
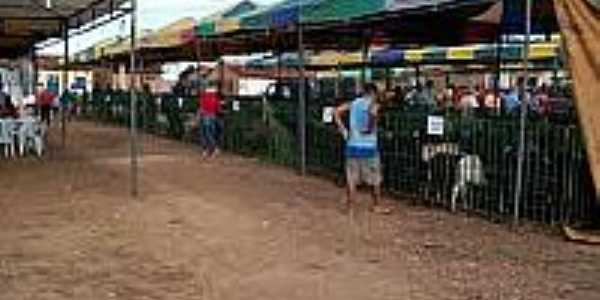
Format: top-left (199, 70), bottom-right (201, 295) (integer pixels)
top-left (387, 79), bottom-right (560, 117)
top-left (0, 78), bottom-right (82, 126)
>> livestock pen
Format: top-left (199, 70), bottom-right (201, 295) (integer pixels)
top-left (85, 89), bottom-right (597, 226)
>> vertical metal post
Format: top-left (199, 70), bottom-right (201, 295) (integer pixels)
top-left (361, 36), bottom-right (369, 86)
top-left (385, 67), bottom-right (392, 92)
top-left (552, 56), bottom-right (559, 88)
top-left (415, 64), bottom-right (421, 87)
top-left (218, 58), bottom-right (225, 96)
top-left (514, 0), bottom-right (532, 225)
top-left (494, 34), bottom-right (502, 114)
top-left (130, 0), bottom-right (139, 197)
top-left (335, 63), bottom-right (341, 99)
top-left (62, 21), bottom-right (69, 148)
top-left (140, 56), bottom-right (146, 135)
top-left (32, 47), bottom-right (40, 118)
top-left (277, 49), bottom-right (282, 83)
top-left (298, 0), bottom-right (307, 176)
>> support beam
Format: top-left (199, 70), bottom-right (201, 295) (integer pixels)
top-left (298, 1), bottom-right (307, 176)
top-left (514, 0), bottom-right (532, 225)
top-left (360, 36), bottom-right (369, 86)
top-left (218, 58), bottom-right (225, 97)
top-left (335, 63), bottom-right (341, 99)
top-left (129, 0), bottom-right (139, 197)
top-left (32, 47), bottom-right (40, 119)
top-left (494, 34), bottom-right (502, 112)
top-left (415, 64), bottom-right (421, 87)
top-left (62, 20), bottom-right (69, 148)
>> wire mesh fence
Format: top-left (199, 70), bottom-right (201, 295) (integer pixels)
top-left (84, 90), bottom-right (597, 226)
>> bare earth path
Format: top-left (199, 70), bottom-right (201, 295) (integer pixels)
top-left (1, 122), bottom-right (600, 300)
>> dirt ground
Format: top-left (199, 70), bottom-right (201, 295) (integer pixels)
top-left (1, 122), bottom-right (600, 300)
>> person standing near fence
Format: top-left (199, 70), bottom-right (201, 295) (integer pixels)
top-left (335, 83), bottom-right (391, 214)
top-left (198, 81), bottom-right (221, 158)
top-left (37, 85), bottom-right (55, 127)
top-left (60, 89), bottom-right (76, 122)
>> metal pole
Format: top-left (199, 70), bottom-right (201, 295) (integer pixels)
top-left (361, 36), bottom-right (369, 86)
top-left (140, 56), bottom-right (146, 136)
top-left (335, 63), bottom-right (341, 99)
top-left (385, 67), bottom-right (391, 92)
top-left (62, 21), bottom-right (69, 148)
top-left (130, 0), bottom-right (139, 197)
top-left (415, 64), bottom-right (421, 87)
top-left (33, 47), bottom-right (40, 119)
top-left (514, 0), bottom-right (532, 225)
top-left (298, 0), bottom-right (307, 176)
top-left (494, 34), bottom-right (502, 114)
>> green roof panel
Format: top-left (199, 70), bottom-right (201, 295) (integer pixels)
top-left (303, 0), bottom-right (388, 23)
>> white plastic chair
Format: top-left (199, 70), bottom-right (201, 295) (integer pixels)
top-left (0, 119), bottom-right (15, 158)
top-left (11, 118), bottom-right (44, 157)
top-left (14, 119), bottom-right (28, 156)
top-left (28, 121), bottom-right (45, 157)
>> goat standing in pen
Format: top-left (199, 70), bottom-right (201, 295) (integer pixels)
top-left (421, 143), bottom-right (486, 212)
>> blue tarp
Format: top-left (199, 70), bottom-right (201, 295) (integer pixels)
top-left (372, 49), bottom-right (404, 65)
top-left (270, 0), bottom-right (322, 28)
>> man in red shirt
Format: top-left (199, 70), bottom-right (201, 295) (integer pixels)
top-left (198, 82), bottom-right (222, 158)
top-left (37, 86), bottom-right (56, 126)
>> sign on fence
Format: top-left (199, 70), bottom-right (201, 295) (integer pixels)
top-left (232, 100), bottom-right (240, 112)
top-left (427, 116), bottom-right (444, 136)
top-left (322, 107), bottom-right (334, 123)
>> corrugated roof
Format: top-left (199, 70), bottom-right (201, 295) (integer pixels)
top-left (0, 0), bottom-right (129, 58)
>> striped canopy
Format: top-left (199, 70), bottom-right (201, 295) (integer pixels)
top-left (371, 42), bottom-right (560, 65)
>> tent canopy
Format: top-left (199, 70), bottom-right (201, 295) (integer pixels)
top-left (197, 0), bottom-right (259, 36)
top-left (141, 18), bottom-right (197, 49)
top-left (553, 0), bottom-right (600, 200)
top-left (371, 42), bottom-right (560, 65)
top-left (238, 0), bottom-right (498, 30)
top-left (0, 0), bottom-right (129, 58)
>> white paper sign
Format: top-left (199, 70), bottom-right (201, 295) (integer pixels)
top-left (232, 100), bottom-right (241, 111)
top-left (322, 107), bottom-right (334, 123)
top-left (427, 116), bottom-right (444, 136)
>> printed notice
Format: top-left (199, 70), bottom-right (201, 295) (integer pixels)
top-left (427, 116), bottom-right (444, 136)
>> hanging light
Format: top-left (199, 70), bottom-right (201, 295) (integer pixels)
top-left (46, 0), bottom-right (52, 9)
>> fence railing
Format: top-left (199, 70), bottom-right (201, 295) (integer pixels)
top-left (85, 90), bottom-right (597, 226)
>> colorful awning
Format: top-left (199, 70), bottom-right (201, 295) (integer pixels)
top-left (197, 0), bottom-right (259, 36)
top-left (302, 0), bottom-right (386, 24)
top-left (142, 18), bottom-right (196, 49)
top-left (308, 51), bottom-right (343, 66)
top-left (372, 43), bottom-right (559, 65)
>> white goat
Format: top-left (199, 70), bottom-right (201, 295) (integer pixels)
top-left (421, 143), bottom-right (486, 212)
top-left (451, 154), bottom-right (486, 212)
